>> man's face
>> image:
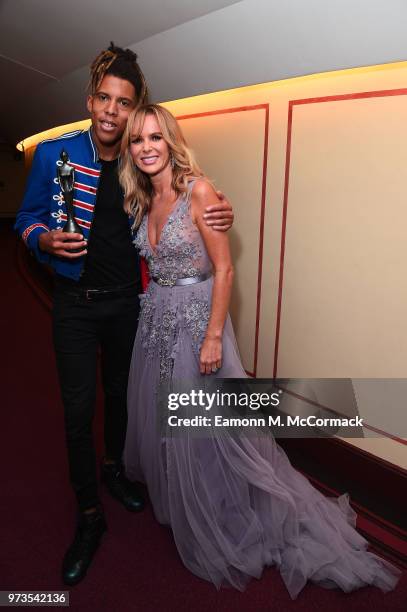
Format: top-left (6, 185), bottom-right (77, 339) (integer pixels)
top-left (87, 74), bottom-right (137, 150)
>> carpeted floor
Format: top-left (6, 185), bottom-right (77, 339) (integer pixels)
top-left (1, 222), bottom-right (405, 611)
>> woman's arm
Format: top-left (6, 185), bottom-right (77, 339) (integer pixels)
top-left (191, 180), bottom-right (234, 375)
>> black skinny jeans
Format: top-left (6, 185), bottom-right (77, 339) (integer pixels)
top-left (52, 286), bottom-right (140, 511)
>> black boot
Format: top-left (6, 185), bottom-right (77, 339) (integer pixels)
top-left (62, 508), bottom-right (107, 586)
top-left (101, 460), bottom-right (144, 512)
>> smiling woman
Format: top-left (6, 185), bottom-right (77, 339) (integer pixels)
top-left (131, 115), bottom-right (170, 173)
top-left (120, 104), bottom-right (204, 228)
top-left (119, 103), bottom-right (401, 599)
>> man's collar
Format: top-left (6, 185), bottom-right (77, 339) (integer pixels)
top-left (87, 127), bottom-right (121, 164)
top-left (87, 127), bottom-right (100, 164)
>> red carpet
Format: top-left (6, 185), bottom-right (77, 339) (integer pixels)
top-left (1, 222), bottom-right (405, 611)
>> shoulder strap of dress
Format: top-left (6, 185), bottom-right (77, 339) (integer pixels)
top-left (185, 178), bottom-right (197, 209)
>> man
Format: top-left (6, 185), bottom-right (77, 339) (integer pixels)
top-left (15, 43), bottom-right (234, 586)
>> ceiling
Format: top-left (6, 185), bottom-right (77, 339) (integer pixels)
top-left (1, 0), bottom-right (406, 145)
top-left (0, 0), bottom-right (241, 144)
top-left (0, 0), bottom-right (241, 79)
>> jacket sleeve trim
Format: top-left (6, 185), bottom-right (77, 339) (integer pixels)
top-left (22, 223), bottom-right (49, 244)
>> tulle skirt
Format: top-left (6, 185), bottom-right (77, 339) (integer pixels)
top-left (124, 279), bottom-right (401, 599)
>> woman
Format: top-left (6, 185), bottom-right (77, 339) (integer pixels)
top-left (120, 104), bottom-right (401, 599)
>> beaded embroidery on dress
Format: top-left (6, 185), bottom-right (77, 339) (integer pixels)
top-left (124, 181), bottom-right (401, 599)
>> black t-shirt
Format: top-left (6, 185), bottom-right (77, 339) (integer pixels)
top-left (78, 158), bottom-right (140, 288)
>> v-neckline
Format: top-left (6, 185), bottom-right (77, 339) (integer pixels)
top-left (146, 193), bottom-right (182, 255)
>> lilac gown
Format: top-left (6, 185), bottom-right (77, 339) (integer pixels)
top-left (124, 181), bottom-right (401, 599)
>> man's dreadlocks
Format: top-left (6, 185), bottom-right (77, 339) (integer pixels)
top-left (88, 42), bottom-right (148, 104)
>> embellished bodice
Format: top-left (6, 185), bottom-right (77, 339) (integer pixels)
top-left (133, 182), bottom-right (212, 284)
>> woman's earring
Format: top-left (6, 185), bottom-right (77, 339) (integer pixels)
top-left (170, 153), bottom-right (175, 169)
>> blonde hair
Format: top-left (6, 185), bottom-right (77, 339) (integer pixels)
top-left (120, 104), bottom-right (204, 227)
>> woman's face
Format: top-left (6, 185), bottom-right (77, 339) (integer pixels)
top-left (130, 114), bottom-right (171, 176)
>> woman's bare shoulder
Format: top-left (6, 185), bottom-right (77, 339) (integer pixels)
top-left (191, 178), bottom-right (219, 204)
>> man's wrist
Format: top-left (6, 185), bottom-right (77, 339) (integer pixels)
top-left (37, 229), bottom-right (50, 253)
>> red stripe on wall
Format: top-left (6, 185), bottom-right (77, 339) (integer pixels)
top-left (176, 104), bottom-right (269, 121)
top-left (292, 87), bottom-right (407, 106)
top-left (177, 104), bottom-right (269, 377)
top-left (273, 102), bottom-right (293, 378)
top-left (274, 87), bottom-right (407, 445)
top-left (253, 104), bottom-right (269, 376)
